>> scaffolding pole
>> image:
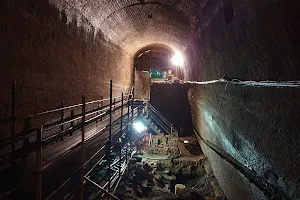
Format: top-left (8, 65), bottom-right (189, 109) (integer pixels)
top-left (60, 102), bottom-right (64, 141)
top-left (11, 82), bottom-right (16, 165)
top-left (36, 127), bottom-right (43, 200)
top-left (126, 95), bottom-right (130, 165)
top-left (80, 96), bottom-right (86, 200)
top-left (119, 93), bottom-right (123, 178)
top-left (108, 80), bottom-right (113, 192)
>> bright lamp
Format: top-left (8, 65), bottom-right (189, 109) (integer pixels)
top-left (171, 52), bottom-right (184, 67)
top-left (133, 121), bottom-right (145, 133)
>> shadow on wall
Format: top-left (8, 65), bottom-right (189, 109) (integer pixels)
top-left (0, 0), bottom-right (132, 139)
top-left (150, 83), bottom-right (193, 137)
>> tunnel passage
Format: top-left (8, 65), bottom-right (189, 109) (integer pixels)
top-left (0, 0), bottom-right (202, 125)
top-left (1, 0), bottom-right (300, 200)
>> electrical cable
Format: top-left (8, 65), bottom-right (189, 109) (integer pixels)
top-left (154, 76), bottom-right (300, 88)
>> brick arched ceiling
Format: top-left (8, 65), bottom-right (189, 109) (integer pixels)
top-left (50, 0), bottom-right (206, 54)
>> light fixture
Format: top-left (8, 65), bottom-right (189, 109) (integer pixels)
top-left (171, 51), bottom-right (184, 67)
top-left (183, 140), bottom-right (189, 144)
top-left (133, 121), bottom-right (145, 133)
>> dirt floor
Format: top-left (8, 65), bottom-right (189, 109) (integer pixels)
top-left (115, 136), bottom-right (226, 200)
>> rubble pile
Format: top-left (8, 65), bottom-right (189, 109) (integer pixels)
top-left (115, 155), bottom-right (219, 200)
top-left (185, 142), bottom-right (202, 155)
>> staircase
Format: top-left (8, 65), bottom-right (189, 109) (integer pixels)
top-left (144, 116), bottom-right (164, 136)
top-left (143, 103), bottom-right (178, 136)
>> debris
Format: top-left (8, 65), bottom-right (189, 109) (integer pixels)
top-left (115, 140), bottom-right (225, 200)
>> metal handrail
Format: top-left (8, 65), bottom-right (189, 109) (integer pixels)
top-left (148, 113), bottom-right (171, 133)
top-left (85, 99), bottom-right (129, 117)
top-left (22, 94), bottom-right (132, 119)
top-left (44, 107), bottom-right (138, 200)
top-left (148, 103), bottom-right (175, 129)
top-left (84, 176), bottom-right (120, 200)
top-left (147, 103), bottom-right (179, 135)
top-left (148, 105), bottom-right (175, 131)
top-left (148, 110), bottom-right (171, 129)
top-left (147, 113), bottom-right (170, 134)
top-left (148, 105), bottom-right (172, 126)
top-left (85, 94), bottom-right (131, 105)
top-left (0, 81), bottom-right (137, 200)
top-left (42, 100), bottom-right (131, 139)
top-left (0, 98), bottom-right (134, 170)
top-left (43, 102), bottom-right (136, 143)
top-left (0, 98), bottom-right (132, 143)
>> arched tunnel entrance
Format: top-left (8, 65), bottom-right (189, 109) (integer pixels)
top-left (134, 44), bottom-right (184, 81)
top-left (1, 0), bottom-right (300, 199)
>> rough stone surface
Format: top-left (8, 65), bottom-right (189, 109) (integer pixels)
top-left (186, 0), bottom-right (300, 199)
top-left (185, 0), bottom-right (300, 80)
top-left (0, 0), bottom-right (133, 138)
top-left (200, 140), bottom-right (268, 200)
top-left (48, 0), bottom-right (205, 54)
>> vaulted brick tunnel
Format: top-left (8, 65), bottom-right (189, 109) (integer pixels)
top-left (1, 0), bottom-right (300, 199)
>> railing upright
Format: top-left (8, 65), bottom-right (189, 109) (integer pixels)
top-left (80, 96), bottom-right (86, 200)
top-left (70, 110), bottom-right (74, 136)
top-left (126, 95), bottom-right (130, 165)
top-left (60, 102), bottom-right (64, 141)
top-left (11, 82), bottom-right (16, 165)
top-left (146, 103), bottom-right (179, 136)
top-left (113, 98), bottom-right (116, 114)
top-left (108, 80), bottom-right (113, 192)
top-left (100, 97), bottom-right (103, 121)
top-left (36, 127), bottom-right (43, 200)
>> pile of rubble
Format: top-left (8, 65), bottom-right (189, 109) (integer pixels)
top-left (185, 142), bottom-right (202, 156)
top-left (115, 155), bottom-right (220, 200)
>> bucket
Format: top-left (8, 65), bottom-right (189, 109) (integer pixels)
top-left (175, 184), bottom-right (185, 194)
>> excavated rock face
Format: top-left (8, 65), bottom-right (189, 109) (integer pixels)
top-left (186, 0), bottom-right (300, 199)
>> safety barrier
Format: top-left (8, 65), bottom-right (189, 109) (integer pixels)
top-left (146, 103), bottom-right (178, 136)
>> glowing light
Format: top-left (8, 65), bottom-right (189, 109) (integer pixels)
top-left (133, 121), bottom-right (145, 133)
top-left (171, 52), bottom-right (184, 67)
top-left (184, 140), bottom-right (189, 144)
